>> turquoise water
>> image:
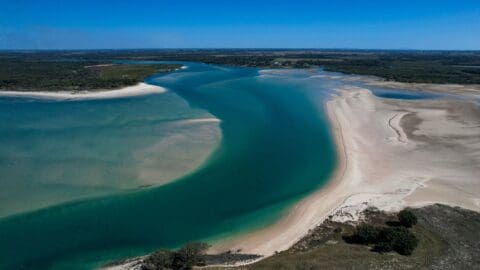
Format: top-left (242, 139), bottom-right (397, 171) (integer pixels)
top-left (0, 85), bottom-right (220, 218)
top-left (0, 63), bottom-right (338, 269)
top-left (369, 88), bottom-right (440, 100)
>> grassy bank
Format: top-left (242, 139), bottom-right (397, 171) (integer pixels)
top-left (205, 204), bottom-right (478, 270)
top-left (109, 204), bottom-right (480, 269)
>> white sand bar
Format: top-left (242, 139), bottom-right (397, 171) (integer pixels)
top-left (0, 82), bottom-right (166, 101)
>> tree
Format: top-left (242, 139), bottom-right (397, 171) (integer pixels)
top-left (347, 225), bottom-right (419, 256)
top-left (374, 227), bottom-right (418, 255)
top-left (352, 224), bottom-right (380, 244)
top-left (391, 228), bottom-right (418, 255)
top-left (143, 250), bottom-right (174, 270)
top-left (172, 242), bottom-right (209, 269)
top-left (142, 242), bottom-right (210, 270)
top-left (398, 209), bottom-right (418, 228)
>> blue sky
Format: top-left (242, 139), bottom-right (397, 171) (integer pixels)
top-left (1, 0), bottom-right (479, 50)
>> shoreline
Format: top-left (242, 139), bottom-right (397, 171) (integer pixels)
top-left (364, 79), bottom-right (480, 98)
top-left (209, 93), bottom-right (351, 256)
top-left (0, 82), bottom-right (166, 100)
top-left (210, 85), bottom-right (480, 259)
top-left (104, 81), bottom-right (480, 269)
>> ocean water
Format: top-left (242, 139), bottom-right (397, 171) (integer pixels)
top-left (0, 63), bottom-right (340, 269)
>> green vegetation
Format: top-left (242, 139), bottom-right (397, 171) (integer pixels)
top-left (345, 210), bottom-right (419, 256)
top-left (202, 51), bottom-right (480, 84)
top-left (2, 50), bottom-right (480, 86)
top-left (319, 56), bottom-right (480, 84)
top-left (207, 204), bottom-right (480, 270)
top-left (0, 59), bottom-right (180, 91)
top-left (103, 205), bottom-right (478, 269)
top-left (143, 242), bottom-right (209, 270)
top-left (398, 209), bottom-right (418, 228)
top-left (215, 217), bottom-right (441, 270)
top-left (138, 243), bottom-right (261, 270)
top-left (347, 225), bottom-right (418, 255)
top-left (348, 224), bottom-right (380, 244)
top-left (343, 210), bottom-right (420, 256)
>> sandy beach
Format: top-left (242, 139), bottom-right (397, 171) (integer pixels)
top-left (104, 82), bottom-right (480, 270)
top-left (0, 82), bottom-right (166, 100)
top-left (211, 85), bottom-right (480, 257)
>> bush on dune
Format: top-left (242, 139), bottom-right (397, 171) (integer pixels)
top-left (374, 227), bottom-right (418, 255)
top-left (345, 210), bottom-right (419, 256)
top-left (142, 242), bottom-right (210, 270)
top-left (398, 209), bottom-right (418, 228)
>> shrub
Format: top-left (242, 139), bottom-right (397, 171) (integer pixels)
top-left (351, 224), bottom-right (380, 244)
top-left (375, 227), bottom-right (418, 255)
top-left (142, 242), bottom-right (210, 270)
top-left (389, 228), bottom-right (418, 255)
top-left (347, 225), bottom-right (418, 256)
top-left (143, 250), bottom-right (174, 270)
top-left (174, 242), bottom-right (209, 269)
top-left (398, 209), bottom-right (418, 228)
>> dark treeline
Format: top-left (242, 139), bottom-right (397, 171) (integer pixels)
top-left (2, 49), bottom-right (480, 86)
top-left (0, 58), bottom-right (180, 91)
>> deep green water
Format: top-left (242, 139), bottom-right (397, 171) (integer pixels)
top-left (0, 63), bottom-right (339, 269)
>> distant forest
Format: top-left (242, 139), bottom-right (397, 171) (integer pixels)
top-left (1, 50), bottom-right (480, 89)
top-left (0, 58), bottom-right (180, 91)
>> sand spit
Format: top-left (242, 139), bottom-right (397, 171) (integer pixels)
top-left (105, 83), bottom-right (480, 269)
top-left (0, 82), bottom-right (166, 101)
top-left (179, 117), bottom-right (221, 124)
top-left (212, 86), bottom-right (480, 258)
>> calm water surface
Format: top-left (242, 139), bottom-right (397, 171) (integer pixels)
top-left (0, 63), bottom-right (341, 269)
top-left (1, 63), bottom-right (446, 269)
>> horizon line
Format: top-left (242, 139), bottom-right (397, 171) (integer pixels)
top-left (1, 48), bottom-right (480, 52)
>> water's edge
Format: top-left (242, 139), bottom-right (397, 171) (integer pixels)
top-left (0, 63), bottom-right (338, 270)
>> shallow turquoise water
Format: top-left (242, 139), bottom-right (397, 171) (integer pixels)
top-left (0, 77), bottom-right (220, 217)
top-left (0, 63), bottom-right (338, 269)
top-left (369, 87), bottom-right (440, 100)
